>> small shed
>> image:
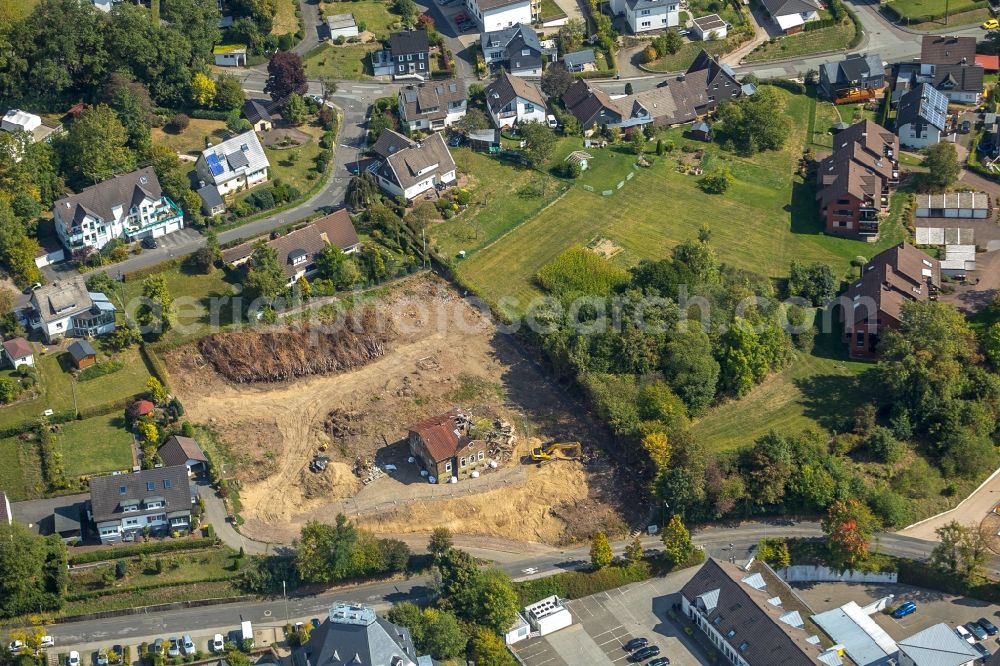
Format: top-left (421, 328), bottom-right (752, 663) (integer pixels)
top-left (563, 49), bottom-right (597, 73)
top-left (67, 339), bottom-right (97, 369)
top-left (213, 44), bottom-right (247, 67)
top-left (468, 129), bottom-right (501, 153)
top-left (242, 99), bottom-right (273, 133)
top-left (2, 337), bottom-right (33, 368)
top-left (565, 150), bottom-right (594, 170)
top-left (127, 399), bottom-right (156, 420)
top-left (158, 435), bottom-right (209, 475)
top-left (688, 122), bottom-right (712, 141)
top-left (197, 184), bottom-right (226, 217)
top-left (691, 14), bottom-right (728, 40)
top-left (326, 13), bottom-right (359, 39)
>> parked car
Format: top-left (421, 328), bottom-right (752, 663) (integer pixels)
top-left (141, 237), bottom-right (158, 249)
top-left (42, 637), bottom-right (56, 649)
top-left (111, 645), bottom-right (122, 662)
top-left (97, 648), bottom-right (109, 666)
top-left (152, 639), bottom-right (164, 655)
top-left (624, 638), bottom-right (649, 652)
top-left (957, 625), bottom-right (976, 644)
top-left (167, 638), bottom-right (180, 658)
top-left (648, 658), bottom-right (671, 666)
top-left (960, 119), bottom-right (972, 133)
top-left (968, 622), bottom-right (988, 641)
top-left (892, 602), bottom-right (917, 618)
top-left (308, 94), bottom-right (324, 104)
top-left (974, 642), bottom-right (992, 659)
top-left (68, 651), bottom-right (80, 666)
top-left (8, 641), bottom-right (23, 654)
top-left (983, 18), bottom-right (999, 29)
top-left (678, 28), bottom-right (691, 36)
top-left (182, 635), bottom-right (195, 656)
top-left (546, 114), bottom-right (558, 129)
top-left (631, 645), bottom-right (661, 662)
top-left (980, 618), bottom-right (999, 636)
top-left (210, 635), bottom-right (225, 653)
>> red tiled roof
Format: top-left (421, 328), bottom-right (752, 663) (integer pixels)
top-left (410, 410), bottom-right (470, 462)
top-left (976, 55), bottom-right (999, 71)
top-left (2, 337), bottom-right (32, 360)
top-left (130, 400), bottom-right (155, 417)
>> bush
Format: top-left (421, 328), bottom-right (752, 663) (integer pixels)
top-left (78, 360), bottom-right (124, 382)
top-left (536, 246), bottom-right (629, 298)
top-left (515, 564), bottom-right (651, 607)
top-left (167, 113), bottom-right (190, 132)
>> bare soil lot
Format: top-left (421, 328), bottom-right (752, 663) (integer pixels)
top-left (164, 274), bottom-right (629, 546)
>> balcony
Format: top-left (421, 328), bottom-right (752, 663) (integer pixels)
top-left (497, 110), bottom-right (517, 118)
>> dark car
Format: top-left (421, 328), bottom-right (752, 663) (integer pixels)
top-left (974, 642), bottom-right (992, 659)
top-left (979, 618), bottom-right (998, 636)
top-left (141, 237), bottom-right (158, 249)
top-left (111, 646), bottom-right (123, 662)
top-left (961, 119), bottom-right (972, 134)
top-left (968, 622), bottom-right (989, 641)
top-left (647, 658), bottom-right (671, 666)
top-left (623, 638), bottom-right (649, 652)
top-left (151, 640), bottom-right (163, 656)
top-left (311, 618), bottom-right (321, 630)
top-left (630, 646), bottom-right (660, 662)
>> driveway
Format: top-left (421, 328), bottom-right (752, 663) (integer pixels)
top-left (196, 481), bottom-right (274, 556)
top-left (897, 467), bottom-right (1000, 541)
top-left (294, 0), bottom-right (325, 56)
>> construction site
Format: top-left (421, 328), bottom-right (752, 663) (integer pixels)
top-left (164, 274), bottom-right (630, 546)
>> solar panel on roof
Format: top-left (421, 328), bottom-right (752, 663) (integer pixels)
top-left (206, 153), bottom-right (225, 177)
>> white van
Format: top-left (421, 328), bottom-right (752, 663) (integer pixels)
top-left (241, 620), bottom-right (254, 647)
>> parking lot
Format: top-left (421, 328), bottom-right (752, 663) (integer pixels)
top-left (513, 569), bottom-right (709, 666)
top-left (794, 580), bottom-right (1000, 647)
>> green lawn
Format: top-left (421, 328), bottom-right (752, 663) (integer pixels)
top-left (836, 103), bottom-right (878, 125)
top-left (119, 263), bottom-right (240, 348)
top-left (151, 119), bottom-right (228, 158)
top-left (551, 137), bottom-right (643, 191)
top-left (322, 0), bottom-right (400, 37)
top-left (0, 347), bottom-right (151, 430)
top-left (57, 414), bottom-right (134, 479)
top-left (885, 0), bottom-right (985, 20)
top-left (906, 6), bottom-right (990, 27)
top-left (261, 125), bottom-right (325, 194)
top-left (645, 40), bottom-right (729, 73)
top-left (0, 436), bottom-right (44, 500)
top-left (431, 148), bottom-right (569, 259)
top-left (810, 99), bottom-right (843, 150)
top-left (538, 0), bottom-right (567, 20)
top-left (304, 43), bottom-right (378, 80)
top-left (272, 0), bottom-right (299, 34)
top-left (456, 91), bottom-right (906, 315)
top-left (68, 547), bottom-right (241, 595)
top-left (745, 21), bottom-right (856, 63)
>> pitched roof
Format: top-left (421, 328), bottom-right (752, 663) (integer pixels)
top-left (563, 79), bottom-right (621, 127)
top-left (54, 167), bottom-right (163, 231)
top-left (197, 183), bottom-right (224, 210)
top-left (199, 131), bottom-right (269, 185)
top-left (897, 623), bottom-right (979, 666)
top-left (760, 0), bottom-right (819, 16)
top-left (485, 71), bottom-right (546, 109)
top-left (976, 54), bottom-right (1000, 71)
top-left (242, 99), bottom-right (272, 125)
top-left (398, 80), bottom-right (467, 122)
top-left (917, 191), bottom-right (990, 211)
top-left (626, 0), bottom-right (672, 10)
top-left (680, 558), bottom-right (827, 665)
top-left (30, 277), bottom-right (109, 325)
top-left (222, 209), bottom-right (360, 277)
top-left (2, 337), bottom-right (32, 360)
top-left (68, 339), bottom-right (96, 362)
top-left (410, 410), bottom-right (472, 462)
top-left (89, 465), bottom-right (192, 524)
top-left (896, 83), bottom-right (948, 131)
top-left (563, 49), bottom-right (596, 68)
top-left (832, 119), bottom-right (898, 158)
top-left (305, 603), bottom-right (418, 666)
top-left (326, 12), bottom-right (357, 30)
top-left (370, 129), bottom-right (416, 160)
top-left (481, 23), bottom-right (541, 52)
top-left (382, 132), bottom-right (457, 192)
top-left (821, 52), bottom-right (883, 86)
top-left (921, 35), bottom-right (976, 65)
top-left (844, 242), bottom-right (940, 327)
top-left (389, 30), bottom-right (429, 55)
top-left (933, 63), bottom-right (984, 93)
top-left (158, 435), bottom-right (208, 467)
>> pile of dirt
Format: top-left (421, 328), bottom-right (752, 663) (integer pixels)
top-left (197, 309), bottom-right (395, 383)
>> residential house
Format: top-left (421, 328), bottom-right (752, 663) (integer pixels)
top-left (242, 99), bottom-right (274, 133)
top-left (691, 14), bottom-right (727, 40)
top-left (895, 83), bottom-right (948, 149)
top-left (1, 109), bottom-right (40, 135)
top-left (916, 191), bottom-right (990, 218)
top-left (89, 466), bottom-right (194, 543)
top-left (326, 13), bottom-right (359, 39)
top-left (816, 119), bottom-right (899, 238)
top-left (563, 49), bottom-right (597, 72)
top-left (408, 410), bottom-right (491, 482)
top-left (195, 130), bottom-right (270, 201)
top-left (398, 80), bottom-right (468, 132)
top-left (2, 338), bottom-right (33, 369)
top-left (466, 0), bottom-right (533, 33)
top-left (759, 0), bottom-right (820, 34)
top-left (296, 602), bottom-right (428, 666)
top-left (819, 53), bottom-right (885, 101)
top-left (221, 209), bottom-right (361, 287)
top-left (897, 623), bottom-right (978, 666)
top-left (68, 340), bottom-right (97, 369)
top-left (481, 24), bottom-right (545, 77)
top-left (213, 44), bottom-right (247, 67)
top-left (158, 435), bottom-right (209, 475)
top-left (53, 167), bottom-right (185, 254)
top-left (28, 277), bottom-right (116, 343)
top-left (681, 558), bottom-right (840, 665)
top-left (485, 72), bottom-right (547, 128)
top-left (623, 0), bottom-right (679, 33)
top-left (841, 242), bottom-right (940, 359)
top-left (370, 130), bottom-right (457, 200)
top-left (917, 35), bottom-right (983, 104)
top-left (371, 49), bottom-right (395, 77)
top-left (388, 31), bottom-right (431, 80)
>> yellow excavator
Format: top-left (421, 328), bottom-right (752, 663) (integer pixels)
top-left (530, 441), bottom-right (582, 462)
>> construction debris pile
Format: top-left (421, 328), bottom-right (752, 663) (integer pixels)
top-left (477, 417), bottom-right (517, 463)
top-left (353, 456), bottom-right (385, 485)
top-left (197, 309), bottom-right (395, 383)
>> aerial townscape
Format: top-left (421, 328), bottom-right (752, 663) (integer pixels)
top-left (9, 0), bottom-right (1000, 666)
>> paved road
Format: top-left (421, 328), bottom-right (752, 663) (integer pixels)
top-left (294, 0), bottom-right (324, 56)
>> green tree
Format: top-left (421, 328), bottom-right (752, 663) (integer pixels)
top-left (0, 522), bottom-right (68, 619)
top-left (741, 431), bottom-right (793, 508)
top-left (757, 538), bottom-right (791, 569)
top-left (264, 51), bottom-right (307, 102)
top-left (138, 275), bottom-right (174, 334)
top-left (519, 122), bottom-right (557, 167)
top-left (468, 627), bottom-right (516, 666)
top-left (716, 86), bottom-right (790, 154)
top-left (190, 72), bottom-right (217, 107)
top-left (458, 568), bottom-right (519, 633)
top-left (387, 602), bottom-right (425, 645)
top-left (0, 377), bottom-right (18, 403)
top-left (215, 74), bottom-right (246, 111)
top-left (866, 426), bottom-right (904, 465)
top-left (717, 317), bottom-right (770, 397)
top-left (391, 0), bottom-right (418, 24)
top-left (983, 321), bottom-right (1000, 370)
top-left (662, 327), bottom-right (720, 415)
top-left (540, 62), bottom-right (574, 99)
top-left (419, 608), bottom-right (467, 659)
top-left (58, 104), bottom-right (136, 186)
top-left (930, 521), bottom-right (988, 581)
top-left (698, 168), bottom-right (732, 194)
top-left (662, 30), bottom-right (683, 55)
top-left (921, 142), bottom-right (961, 192)
top-left (788, 261), bottom-right (836, 306)
top-left (283, 93), bottom-right (308, 126)
top-left (590, 531), bottom-right (613, 569)
top-left (244, 241), bottom-right (286, 309)
top-left (295, 515), bottom-right (358, 583)
top-left (822, 499), bottom-right (880, 569)
top-left (146, 377), bottom-right (168, 404)
top-left (630, 130), bottom-right (647, 155)
top-left (661, 514), bottom-right (694, 566)
top-left (428, 527), bottom-right (453, 559)
top-left (624, 535), bottom-right (644, 565)
top-left (557, 18), bottom-right (585, 52)
top-left (457, 108), bottom-right (490, 133)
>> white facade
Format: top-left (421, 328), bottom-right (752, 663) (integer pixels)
top-left (196, 131), bottom-right (271, 198)
top-left (34, 248), bottom-right (65, 269)
top-left (897, 122), bottom-right (942, 150)
top-left (55, 194), bottom-right (183, 253)
top-left (214, 48), bottom-right (247, 67)
top-left (327, 13), bottom-right (360, 39)
top-left (524, 596), bottom-right (573, 636)
top-left (97, 512), bottom-right (190, 543)
top-left (4, 350), bottom-right (34, 369)
top-left (1, 109), bottom-right (41, 135)
top-left (468, 0), bottom-right (533, 32)
top-left (487, 94), bottom-right (546, 128)
top-left (377, 167), bottom-right (457, 201)
top-left (626, 1), bottom-right (679, 32)
top-left (504, 615), bottom-right (531, 645)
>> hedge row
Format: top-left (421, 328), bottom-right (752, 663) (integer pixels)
top-left (760, 78), bottom-right (807, 95)
top-left (139, 344), bottom-right (171, 393)
top-left (77, 395), bottom-right (138, 421)
top-left (894, 557), bottom-right (1000, 604)
top-left (68, 538), bottom-right (220, 565)
top-left (803, 17), bottom-right (837, 31)
top-left (514, 564), bottom-right (652, 607)
top-left (846, 6), bottom-right (864, 49)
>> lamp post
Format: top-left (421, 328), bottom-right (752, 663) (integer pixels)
top-left (283, 580), bottom-right (289, 625)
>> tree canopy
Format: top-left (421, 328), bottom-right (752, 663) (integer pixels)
top-left (716, 86), bottom-right (790, 154)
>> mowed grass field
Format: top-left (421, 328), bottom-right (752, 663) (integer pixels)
top-left (151, 119), bottom-right (228, 158)
top-left (58, 414), bottom-right (134, 478)
top-left (885, 0), bottom-right (985, 19)
top-left (455, 91), bottom-right (905, 314)
top-left (272, 0), bottom-right (300, 35)
top-left (0, 437), bottom-right (44, 500)
top-left (304, 43), bottom-right (379, 80)
top-left (745, 21), bottom-right (856, 63)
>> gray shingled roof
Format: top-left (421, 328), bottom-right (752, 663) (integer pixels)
top-left (389, 30), bottom-right (429, 55)
top-left (760, 0), bottom-right (819, 16)
top-left (158, 436), bottom-right (208, 468)
top-left (54, 167), bottom-right (163, 232)
top-left (485, 71), bottom-right (546, 109)
top-left (304, 604), bottom-right (419, 666)
top-left (67, 339), bottom-right (96, 362)
top-left (242, 99), bottom-right (272, 125)
top-left (897, 623), bottom-right (979, 666)
top-left (381, 132), bottom-right (457, 191)
top-left (398, 80), bottom-right (467, 122)
top-left (481, 23), bottom-right (541, 52)
top-left (89, 466), bottom-right (192, 524)
top-left (563, 49), bottom-right (596, 68)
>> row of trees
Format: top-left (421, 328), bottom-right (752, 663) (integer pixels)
top-left (0, 523), bottom-right (69, 619)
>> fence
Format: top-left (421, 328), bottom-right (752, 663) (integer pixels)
top-left (776, 565), bottom-right (898, 584)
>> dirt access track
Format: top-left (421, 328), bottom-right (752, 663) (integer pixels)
top-left (164, 274), bottom-right (629, 546)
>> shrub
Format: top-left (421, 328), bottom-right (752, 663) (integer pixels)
top-left (536, 246), bottom-right (629, 298)
top-left (167, 113), bottom-right (190, 132)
